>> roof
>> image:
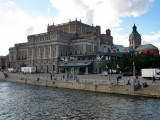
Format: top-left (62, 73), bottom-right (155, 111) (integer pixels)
top-left (129, 24), bottom-right (141, 38)
top-left (125, 47), bottom-right (134, 52)
top-left (0, 56), bottom-right (6, 58)
top-left (59, 62), bottom-right (92, 67)
top-left (135, 44), bottom-right (158, 51)
top-left (129, 32), bottom-right (141, 38)
top-left (115, 45), bottom-right (125, 52)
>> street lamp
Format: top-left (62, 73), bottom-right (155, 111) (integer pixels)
top-left (106, 65), bottom-right (110, 81)
top-left (106, 65), bottom-right (108, 72)
top-left (117, 64), bottom-right (119, 74)
top-left (133, 62), bottom-right (135, 86)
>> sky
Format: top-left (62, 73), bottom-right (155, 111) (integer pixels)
top-left (0, 0), bottom-right (160, 56)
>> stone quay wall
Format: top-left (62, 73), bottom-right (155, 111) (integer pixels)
top-left (1, 72), bottom-right (160, 98)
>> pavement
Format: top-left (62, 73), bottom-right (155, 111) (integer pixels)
top-left (8, 72), bottom-right (159, 86)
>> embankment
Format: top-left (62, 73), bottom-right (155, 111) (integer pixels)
top-left (1, 72), bottom-right (160, 98)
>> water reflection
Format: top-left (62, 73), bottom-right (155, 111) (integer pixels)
top-left (0, 82), bottom-right (160, 120)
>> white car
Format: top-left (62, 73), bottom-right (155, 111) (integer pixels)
top-left (102, 71), bottom-right (107, 76)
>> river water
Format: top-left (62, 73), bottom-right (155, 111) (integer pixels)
top-left (0, 82), bottom-right (160, 120)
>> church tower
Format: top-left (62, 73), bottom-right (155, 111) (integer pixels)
top-left (129, 24), bottom-right (141, 49)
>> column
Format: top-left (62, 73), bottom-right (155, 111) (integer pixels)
top-left (27, 48), bottom-right (29, 60)
top-left (32, 48), bottom-right (34, 60)
top-left (86, 67), bottom-right (88, 75)
top-left (44, 47), bottom-right (46, 59)
top-left (56, 44), bottom-right (59, 58)
top-left (50, 45), bottom-right (52, 58)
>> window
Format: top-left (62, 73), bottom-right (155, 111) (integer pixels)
top-left (61, 50), bottom-right (63, 56)
top-left (53, 49), bottom-right (55, 57)
top-left (46, 50), bottom-right (49, 58)
top-left (41, 48), bottom-right (44, 58)
top-left (65, 51), bottom-right (68, 56)
top-left (12, 56), bottom-right (14, 60)
top-left (70, 51), bottom-right (72, 55)
top-left (80, 50), bottom-right (82, 54)
top-left (75, 50), bottom-right (77, 55)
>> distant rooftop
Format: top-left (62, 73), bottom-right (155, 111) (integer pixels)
top-left (0, 56), bottom-right (6, 58)
top-left (135, 44), bottom-right (158, 51)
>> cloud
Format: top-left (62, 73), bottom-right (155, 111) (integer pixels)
top-left (50, 0), bottom-right (154, 32)
top-left (25, 26), bottom-right (34, 36)
top-left (48, 8), bottom-right (50, 14)
top-left (0, 9), bottom-right (51, 55)
top-left (49, 0), bottom-right (155, 49)
top-left (112, 31), bottom-right (129, 47)
top-left (0, 0), bottom-right (155, 55)
top-left (142, 32), bottom-right (160, 44)
top-left (153, 43), bottom-right (160, 50)
top-left (6, 1), bottom-right (16, 7)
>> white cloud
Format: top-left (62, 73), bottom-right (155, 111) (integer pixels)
top-left (153, 43), bottom-right (160, 50)
top-left (0, 9), bottom-right (51, 55)
top-left (142, 32), bottom-right (160, 44)
top-left (112, 31), bottom-right (129, 47)
top-left (6, 1), bottom-right (16, 7)
top-left (0, 0), bottom-right (155, 55)
top-left (48, 8), bottom-right (50, 14)
top-left (49, 0), bottom-right (155, 48)
top-left (50, 0), bottom-right (154, 32)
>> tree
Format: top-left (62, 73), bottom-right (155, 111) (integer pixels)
top-left (100, 63), bottom-right (106, 72)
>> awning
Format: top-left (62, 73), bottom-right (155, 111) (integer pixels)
top-left (59, 62), bottom-right (92, 67)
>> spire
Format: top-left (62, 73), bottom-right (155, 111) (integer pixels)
top-left (133, 24), bottom-right (137, 32)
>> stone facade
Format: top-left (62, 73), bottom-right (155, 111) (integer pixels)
top-left (7, 19), bottom-right (120, 73)
top-left (0, 56), bottom-right (5, 70)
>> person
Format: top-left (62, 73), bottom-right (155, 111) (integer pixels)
top-left (142, 82), bottom-right (148, 88)
top-left (152, 75), bottom-right (156, 83)
top-left (50, 73), bottom-right (52, 80)
top-left (126, 80), bottom-right (131, 85)
top-left (63, 74), bottom-right (65, 81)
top-left (116, 76), bottom-right (119, 84)
top-left (37, 77), bottom-right (40, 81)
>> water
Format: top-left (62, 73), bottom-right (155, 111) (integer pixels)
top-left (0, 82), bottom-right (160, 120)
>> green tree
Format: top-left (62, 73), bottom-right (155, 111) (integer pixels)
top-left (100, 63), bottom-right (106, 72)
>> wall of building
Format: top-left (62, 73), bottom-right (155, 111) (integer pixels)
top-left (7, 20), bottom-right (116, 73)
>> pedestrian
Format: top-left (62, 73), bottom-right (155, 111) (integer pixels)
top-left (63, 74), bottom-right (65, 81)
top-left (116, 76), bottom-right (119, 84)
top-left (50, 73), bottom-right (52, 80)
top-left (152, 75), bottom-right (156, 83)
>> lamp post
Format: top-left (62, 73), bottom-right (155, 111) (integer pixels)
top-left (106, 65), bottom-right (110, 81)
top-left (117, 64), bottom-right (119, 74)
top-left (106, 65), bottom-right (108, 72)
top-left (133, 62), bottom-right (135, 86)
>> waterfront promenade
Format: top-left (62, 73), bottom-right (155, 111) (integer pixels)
top-left (1, 72), bottom-right (160, 98)
top-left (3, 72), bottom-right (158, 86)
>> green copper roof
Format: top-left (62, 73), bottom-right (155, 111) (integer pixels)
top-left (135, 44), bottom-right (158, 51)
top-left (125, 47), bottom-right (134, 51)
top-left (129, 24), bottom-right (141, 38)
top-left (129, 32), bottom-right (141, 37)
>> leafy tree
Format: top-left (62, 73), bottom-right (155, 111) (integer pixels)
top-left (100, 63), bottom-right (106, 72)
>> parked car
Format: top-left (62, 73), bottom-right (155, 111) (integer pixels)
top-left (102, 71), bottom-right (107, 76)
top-left (76, 72), bottom-right (84, 75)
